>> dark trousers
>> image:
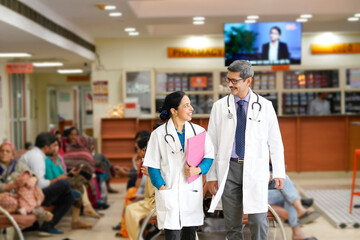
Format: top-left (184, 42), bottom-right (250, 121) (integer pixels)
top-left (222, 161), bottom-right (268, 240)
top-left (41, 179), bottom-right (74, 230)
top-left (164, 227), bottom-right (196, 240)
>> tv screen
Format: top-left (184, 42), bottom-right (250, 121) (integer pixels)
top-left (224, 22), bottom-right (302, 66)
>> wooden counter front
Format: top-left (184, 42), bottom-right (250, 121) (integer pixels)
top-left (101, 115), bottom-right (360, 173)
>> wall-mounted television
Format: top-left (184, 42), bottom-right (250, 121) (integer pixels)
top-left (224, 22), bottom-right (302, 66)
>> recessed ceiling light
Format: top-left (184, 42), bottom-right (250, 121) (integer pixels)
top-left (193, 16), bottom-right (205, 21)
top-left (355, 13), bottom-right (360, 17)
top-left (247, 15), bottom-right (259, 19)
top-left (129, 32), bottom-right (139, 36)
top-left (109, 12), bottom-right (122, 17)
top-left (300, 14), bottom-right (312, 18)
top-left (104, 5), bottom-right (116, 10)
top-left (33, 62), bottom-right (63, 67)
top-left (296, 18), bottom-right (308, 22)
top-left (193, 21), bottom-right (205, 25)
top-left (57, 69), bottom-right (83, 74)
top-left (0, 53), bottom-right (32, 58)
top-left (125, 28), bottom-right (136, 32)
top-left (348, 17), bottom-right (359, 22)
top-left (245, 19), bottom-right (256, 23)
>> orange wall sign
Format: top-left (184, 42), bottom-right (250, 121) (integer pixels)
top-left (6, 63), bottom-right (33, 74)
top-left (271, 65), bottom-right (290, 71)
top-left (311, 43), bottom-right (360, 54)
top-left (190, 76), bottom-right (208, 88)
top-left (67, 76), bottom-right (90, 82)
top-left (168, 47), bottom-right (224, 58)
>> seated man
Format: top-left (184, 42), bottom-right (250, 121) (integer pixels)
top-left (19, 132), bottom-right (74, 235)
top-left (268, 175), bottom-right (320, 240)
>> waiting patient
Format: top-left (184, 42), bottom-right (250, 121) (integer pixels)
top-left (19, 132), bottom-right (74, 235)
top-left (268, 174), bottom-right (320, 240)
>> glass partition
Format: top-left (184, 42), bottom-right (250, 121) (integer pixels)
top-left (156, 94), bottom-right (213, 114)
top-left (126, 71), bottom-right (151, 114)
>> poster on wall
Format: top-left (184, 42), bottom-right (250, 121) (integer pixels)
top-left (350, 69), bottom-right (360, 88)
top-left (93, 81), bottom-right (108, 103)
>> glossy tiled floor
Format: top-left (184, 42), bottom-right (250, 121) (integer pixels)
top-left (19, 171), bottom-right (359, 240)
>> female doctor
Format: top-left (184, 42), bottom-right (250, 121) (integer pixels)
top-left (143, 91), bottom-right (214, 240)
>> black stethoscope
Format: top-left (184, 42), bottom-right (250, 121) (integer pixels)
top-left (164, 121), bottom-right (197, 154)
top-left (227, 92), bottom-right (262, 122)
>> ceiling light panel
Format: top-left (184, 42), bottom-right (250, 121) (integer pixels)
top-left (247, 15), bottom-right (259, 19)
top-left (125, 28), bottom-right (136, 32)
top-left (193, 21), bottom-right (205, 25)
top-left (104, 5), bottom-right (116, 10)
top-left (0, 53), bottom-right (32, 58)
top-left (296, 18), bottom-right (308, 22)
top-left (245, 19), bottom-right (256, 23)
top-left (57, 69), bottom-right (83, 74)
top-left (33, 62), bottom-right (63, 67)
top-left (129, 32), bottom-right (139, 36)
top-left (300, 14), bottom-right (312, 18)
top-left (193, 16), bottom-right (205, 21)
top-left (109, 12), bottom-right (122, 17)
top-left (348, 17), bottom-right (359, 21)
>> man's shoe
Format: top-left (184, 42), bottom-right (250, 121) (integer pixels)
top-left (301, 198), bottom-right (314, 208)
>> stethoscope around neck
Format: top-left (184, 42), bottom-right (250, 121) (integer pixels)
top-left (164, 120), bottom-right (196, 154)
top-left (227, 92), bottom-right (262, 122)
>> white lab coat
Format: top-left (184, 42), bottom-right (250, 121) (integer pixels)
top-left (143, 119), bottom-right (214, 230)
top-left (207, 90), bottom-right (285, 214)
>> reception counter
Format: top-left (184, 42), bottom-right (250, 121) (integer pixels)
top-left (101, 115), bottom-right (360, 172)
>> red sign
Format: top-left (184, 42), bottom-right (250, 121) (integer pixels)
top-left (6, 63), bottom-right (33, 74)
top-left (190, 76), bottom-right (208, 88)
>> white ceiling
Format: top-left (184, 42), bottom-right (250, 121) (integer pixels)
top-left (0, 0), bottom-right (359, 72)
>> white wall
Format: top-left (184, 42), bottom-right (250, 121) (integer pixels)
top-left (92, 32), bottom-right (360, 140)
top-left (0, 60), bottom-right (10, 142)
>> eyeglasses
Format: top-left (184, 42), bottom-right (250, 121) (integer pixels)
top-left (225, 76), bottom-right (246, 85)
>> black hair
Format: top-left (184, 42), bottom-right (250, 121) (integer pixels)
top-left (159, 91), bottom-right (185, 121)
top-left (64, 126), bottom-right (79, 137)
top-left (25, 142), bottom-right (33, 150)
top-left (270, 26), bottom-right (281, 35)
top-left (35, 132), bottom-right (58, 149)
top-left (135, 130), bottom-right (151, 140)
top-left (137, 136), bottom-right (150, 150)
top-left (54, 130), bottom-right (61, 136)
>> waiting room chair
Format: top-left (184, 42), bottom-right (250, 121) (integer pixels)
top-left (0, 206), bottom-right (27, 240)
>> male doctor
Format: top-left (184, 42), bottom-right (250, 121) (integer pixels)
top-left (207, 60), bottom-right (285, 240)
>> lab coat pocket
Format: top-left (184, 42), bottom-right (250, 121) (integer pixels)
top-left (156, 189), bottom-right (176, 212)
top-left (181, 190), bottom-right (202, 212)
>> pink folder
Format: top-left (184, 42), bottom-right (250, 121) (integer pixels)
top-left (186, 131), bottom-right (206, 184)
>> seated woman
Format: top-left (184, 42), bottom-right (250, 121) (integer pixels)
top-left (62, 126), bottom-right (79, 153)
top-left (116, 136), bottom-right (150, 238)
top-left (0, 142), bottom-right (52, 224)
top-left (46, 138), bottom-right (95, 229)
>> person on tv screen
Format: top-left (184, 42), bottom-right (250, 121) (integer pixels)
top-left (261, 26), bottom-right (290, 61)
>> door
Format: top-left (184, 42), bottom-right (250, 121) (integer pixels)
top-left (10, 74), bottom-right (26, 149)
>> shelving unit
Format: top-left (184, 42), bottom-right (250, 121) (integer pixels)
top-left (101, 118), bottom-right (139, 168)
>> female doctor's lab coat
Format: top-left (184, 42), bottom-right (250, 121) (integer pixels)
top-left (143, 119), bottom-right (214, 230)
top-left (206, 90), bottom-right (285, 214)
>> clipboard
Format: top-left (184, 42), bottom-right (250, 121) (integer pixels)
top-left (186, 131), bottom-right (206, 184)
